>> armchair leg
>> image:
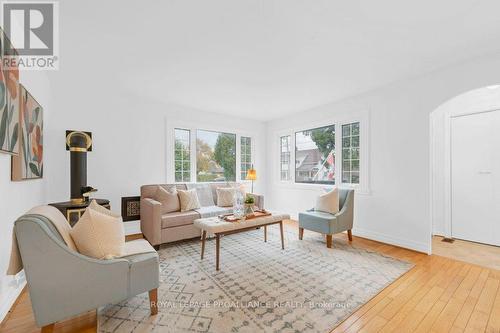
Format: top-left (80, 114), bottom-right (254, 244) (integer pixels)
top-left (347, 229), bottom-right (353, 242)
top-left (41, 323), bottom-right (55, 333)
top-left (149, 288), bottom-right (158, 315)
top-left (326, 235), bottom-right (333, 248)
top-left (299, 227), bottom-right (304, 240)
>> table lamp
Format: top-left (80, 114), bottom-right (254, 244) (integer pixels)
top-left (246, 165), bottom-right (257, 193)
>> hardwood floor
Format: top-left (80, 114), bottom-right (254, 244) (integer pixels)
top-left (433, 235), bottom-right (500, 271)
top-left (1, 224), bottom-right (499, 333)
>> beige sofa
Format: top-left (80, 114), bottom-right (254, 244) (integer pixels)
top-left (140, 182), bottom-right (264, 247)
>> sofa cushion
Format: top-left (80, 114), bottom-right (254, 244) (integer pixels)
top-left (161, 210), bottom-right (200, 228)
top-left (195, 205), bottom-right (232, 218)
top-left (178, 189), bottom-right (201, 212)
top-left (186, 184), bottom-right (215, 207)
top-left (141, 184), bottom-right (187, 199)
top-left (298, 211), bottom-right (336, 234)
top-left (155, 186), bottom-right (180, 214)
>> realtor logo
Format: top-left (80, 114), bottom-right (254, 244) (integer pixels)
top-left (1, 1), bottom-right (59, 70)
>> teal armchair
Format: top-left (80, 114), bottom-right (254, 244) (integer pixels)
top-left (298, 189), bottom-right (354, 248)
top-left (13, 207), bottom-right (159, 332)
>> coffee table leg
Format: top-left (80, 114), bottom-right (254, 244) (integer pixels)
top-left (279, 221), bottom-right (285, 250)
top-left (215, 234), bottom-right (220, 271)
top-left (201, 230), bottom-right (206, 260)
top-left (264, 226), bottom-right (267, 242)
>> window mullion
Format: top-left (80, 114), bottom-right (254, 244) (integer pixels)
top-left (336, 123), bottom-right (342, 186)
top-left (191, 127), bottom-right (196, 183)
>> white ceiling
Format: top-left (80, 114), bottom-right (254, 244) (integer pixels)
top-left (61, 0), bottom-right (500, 121)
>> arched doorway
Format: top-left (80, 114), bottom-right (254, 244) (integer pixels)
top-left (430, 85), bottom-right (500, 268)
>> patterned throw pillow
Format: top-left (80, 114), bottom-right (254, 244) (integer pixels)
top-left (315, 187), bottom-right (340, 214)
top-left (155, 186), bottom-right (180, 214)
top-left (88, 199), bottom-right (122, 218)
top-left (70, 205), bottom-right (125, 259)
top-left (216, 187), bottom-right (236, 207)
top-left (177, 189), bottom-right (201, 212)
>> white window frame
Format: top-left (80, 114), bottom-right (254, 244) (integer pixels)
top-left (279, 135), bottom-right (292, 181)
top-left (274, 111), bottom-right (370, 194)
top-left (173, 128), bottom-right (192, 182)
top-left (166, 119), bottom-right (255, 184)
top-left (240, 136), bottom-right (253, 180)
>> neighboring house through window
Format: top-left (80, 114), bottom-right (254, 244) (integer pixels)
top-left (280, 135), bottom-right (291, 181)
top-left (295, 125), bottom-right (336, 184)
top-left (279, 118), bottom-right (365, 189)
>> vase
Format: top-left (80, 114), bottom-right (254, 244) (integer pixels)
top-left (244, 203), bottom-right (254, 216)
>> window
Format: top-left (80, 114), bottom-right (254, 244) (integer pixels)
top-left (342, 122), bottom-right (360, 184)
top-left (196, 130), bottom-right (236, 182)
top-left (280, 135), bottom-right (291, 181)
top-left (279, 119), bottom-right (365, 188)
top-left (295, 125), bottom-right (335, 184)
top-left (241, 136), bottom-right (252, 180)
top-left (174, 128), bottom-right (191, 182)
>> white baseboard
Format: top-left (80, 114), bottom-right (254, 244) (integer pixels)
top-left (124, 221), bottom-right (141, 235)
top-left (271, 207), bottom-right (431, 254)
top-left (0, 274), bottom-right (26, 324)
top-left (353, 227), bottom-right (430, 254)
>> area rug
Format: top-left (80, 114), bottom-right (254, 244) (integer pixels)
top-left (98, 227), bottom-right (413, 332)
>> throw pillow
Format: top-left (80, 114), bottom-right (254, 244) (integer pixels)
top-left (187, 184), bottom-right (215, 207)
top-left (315, 187), bottom-right (340, 214)
top-left (88, 199), bottom-right (122, 219)
top-left (155, 186), bottom-right (180, 214)
top-left (70, 207), bottom-right (125, 259)
top-left (216, 187), bottom-right (236, 207)
top-left (177, 189), bottom-right (201, 212)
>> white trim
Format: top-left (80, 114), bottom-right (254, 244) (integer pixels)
top-left (437, 107), bottom-right (500, 242)
top-left (353, 227), bottom-right (430, 254)
top-left (166, 118), bottom-right (258, 184)
top-left (429, 111), bottom-right (435, 253)
top-left (443, 108), bottom-right (452, 238)
top-left (271, 109), bottom-right (371, 194)
top-left (277, 132), bottom-right (292, 182)
top-left (0, 276), bottom-right (26, 324)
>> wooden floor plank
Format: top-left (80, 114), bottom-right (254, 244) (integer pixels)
top-left (486, 284), bottom-right (500, 332)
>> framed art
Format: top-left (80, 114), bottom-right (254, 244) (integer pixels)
top-left (11, 85), bottom-right (43, 180)
top-left (0, 28), bottom-right (20, 155)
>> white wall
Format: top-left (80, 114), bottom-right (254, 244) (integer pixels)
top-left (0, 72), bottom-right (51, 322)
top-left (44, 95), bottom-right (267, 234)
top-left (266, 53), bottom-right (500, 254)
top-left (431, 86), bottom-right (500, 237)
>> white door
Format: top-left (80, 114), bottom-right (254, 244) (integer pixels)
top-left (451, 110), bottom-right (500, 246)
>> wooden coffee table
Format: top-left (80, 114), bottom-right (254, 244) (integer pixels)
top-left (193, 213), bottom-right (290, 270)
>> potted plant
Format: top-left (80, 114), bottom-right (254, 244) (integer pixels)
top-left (244, 194), bottom-right (255, 215)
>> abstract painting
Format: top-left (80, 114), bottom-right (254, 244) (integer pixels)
top-left (0, 28), bottom-right (20, 155)
top-left (11, 85), bottom-right (43, 180)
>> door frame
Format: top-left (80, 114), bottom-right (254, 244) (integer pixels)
top-left (442, 107), bottom-right (500, 239)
